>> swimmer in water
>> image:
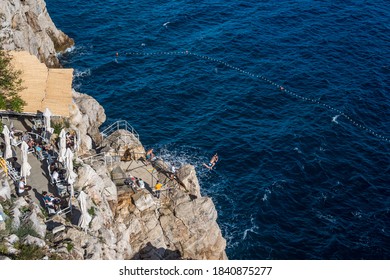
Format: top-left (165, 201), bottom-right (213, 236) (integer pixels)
top-left (203, 153), bottom-right (218, 170)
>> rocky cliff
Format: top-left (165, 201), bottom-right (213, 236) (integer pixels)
top-left (0, 0), bottom-right (227, 260)
top-left (0, 0), bottom-right (74, 67)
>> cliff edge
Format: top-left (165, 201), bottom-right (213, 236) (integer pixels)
top-left (0, 0), bottom-right (74, 67)
top-left (0, 0), bottom-right (227, 260)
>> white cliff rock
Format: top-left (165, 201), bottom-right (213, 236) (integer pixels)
top-left (176, 164), bottom-right (201, 198)
top-left (132, 192), bottom-right (155, 212)
top-left (0, 179), bottom-right (12, 201)
top-left (25, 203), bottom-right (47, 238)
top-left (70, 91), bottom-right (106, 148)
top-left (4, 234), bottom-right (19, 245)
top-left (0, 0), bottom-right (74, 67)
top-left (10, 197), bottom-right (29, 230)
top-left (23, 235), bottom-right (46, 248)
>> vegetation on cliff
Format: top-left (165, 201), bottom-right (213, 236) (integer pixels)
top-left (0, 50), bottom-right (26, 112)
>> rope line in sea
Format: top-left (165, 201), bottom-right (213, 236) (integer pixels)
top-left (122, 50), bottom-right (389, 143)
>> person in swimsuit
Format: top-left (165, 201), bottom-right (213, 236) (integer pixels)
top-left (203, 153), bottom-right (218, 170)
top-left (145, 148), bottom-right (155, 162)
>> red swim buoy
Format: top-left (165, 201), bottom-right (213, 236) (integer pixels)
top-left (116, 52), bottom-right (119, 57)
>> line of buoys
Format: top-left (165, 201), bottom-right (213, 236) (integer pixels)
top-left (120, 51), bottom-right (389, 143)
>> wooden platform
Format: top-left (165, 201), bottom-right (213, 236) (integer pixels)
top-left (9, 51), bottom-right (73, 117)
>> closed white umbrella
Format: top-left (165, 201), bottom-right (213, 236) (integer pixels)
top-left (58, 129), bottom-right (67, 163)
top-left (20, 141), bottom-right (32, 179)
top-left (65, 147), bottom-right (77, 185)
top-left (77, 191), bottom-right (92, 231)
top-left (75, 129), bottom-right (81, 152)
top-left (2, 125), bottom-right (13, 159)
top-left (43, 108), bottom-right (54, 139)
top-left (43, 108), bottom-right (54, 134)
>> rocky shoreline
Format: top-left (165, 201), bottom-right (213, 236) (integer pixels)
top-left (0, 0), bottom-right (227, 260)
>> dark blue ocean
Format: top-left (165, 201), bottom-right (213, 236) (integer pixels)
top-left (46, 0), bottom-right (390, 259)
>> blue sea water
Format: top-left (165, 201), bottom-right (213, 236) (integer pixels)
top-left (45, 0), bottom-right (390, 259)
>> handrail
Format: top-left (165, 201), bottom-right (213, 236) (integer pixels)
top-left (5, 160), bottom-right (21, 182)
top-left (27, 131), bottom-right (48, 143)
top-left (80, 152), bottom-right (118, 166)
top-left (100, 120), bottom-right (140, 141)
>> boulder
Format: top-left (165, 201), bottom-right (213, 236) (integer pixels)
top-left (0, 179), bottom-right (12, 201)
top-left (176, 165), bottom-right (201, 198)
top-left (132, 192), bottom-right (155, 212)
top-left (5, 234), bottom-right (19, 244)
top-left (23, 235), bottom-right (46, 248)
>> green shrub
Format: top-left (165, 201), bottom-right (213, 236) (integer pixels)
top-left (66, 242), bottom-right (74, 252)
top-left (51, 118), bottom-right (71, 134)
top-left (0, 50), bottom-right (26, 112)
top-left (52, 120), bottom-right (63, 135)
top-left (0, 243), bottom-right (8, 255)
top-left (13, 223), bottom-right (40, 239)
top-left (14, 243), bottom-right (45, 260)
top-left (49, 253), bottom-right (64, 260)
top-left (87, 207), bottom-right (95, 217)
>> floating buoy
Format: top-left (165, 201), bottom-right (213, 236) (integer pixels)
top-left (116, 52), bottom-right (119, 57)
top-left (123, 50), bottom-right (390, 143)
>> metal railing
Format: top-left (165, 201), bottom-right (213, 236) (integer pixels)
top-left (100, 120), bottom-right (139, 141)
top-left (28, 131), bottom-right (49, 143)
top-left (5, 160), bottom-right (21, 182)
top-left (80, 152), bottom-right (119, 167)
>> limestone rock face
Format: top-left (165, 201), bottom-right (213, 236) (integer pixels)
top-left (0, 179), bottom-right (12, 201)
top-left (101, 129), bottom-right (144, 160)
top-left (176, 164), bottom-right (201, 198)
top-left (0, 0), bottom-right (74, 67)
top-left (74, 164), bottom-right (115, 223)
top-left (10, 197), bottom-right (29, 230)
top-left (69, 91), bottom-right (106, 152)
top-left (111, 179), bottom-right (227, 260)
top-left (25, 203), bottom-right (47, 238)
top-left (132, 192), bottom-right (155, 212)
top-left (173, 197), bottom-right (226, 260)
top-left (23, 235), bottom-right (46, 248)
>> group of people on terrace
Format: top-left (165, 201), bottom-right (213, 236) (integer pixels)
top-left (128, 148), bottom-right (218, 200)
top-left (1, 115), bottom-right (78, 215)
